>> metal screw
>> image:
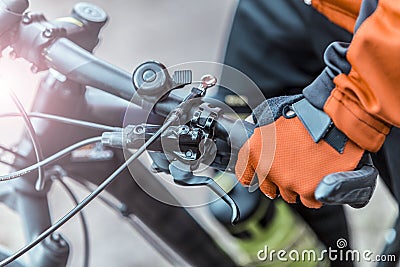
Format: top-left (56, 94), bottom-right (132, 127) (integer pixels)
top-left (142, 69), bottom-right (156, 83)
top-left (22, 14), bottom-right (32, 24)
top-left (185, 150), bottom-right (193, 158)
top-left (59, 239), bottom-right (67, 247)
top-left (134, 125), bottom-right (145, 134)
top-left (50, 233), bottom-right (67, 248)
top-left (43, 28), bottom-right (54, 38)
top-left (51, 233), bottom-right (60, 242)
top-left (9, 50), bottom-right (17, 60)
top-left (30, 64), bottom-right (39, 73)
top-left (179, 125), bottom-right (189, 134)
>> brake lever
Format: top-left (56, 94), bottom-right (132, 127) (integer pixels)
top-left (169, 164), bottom-right (240, 225)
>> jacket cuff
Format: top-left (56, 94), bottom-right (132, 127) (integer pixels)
top-left (324, 78), bottom-right (391, 152)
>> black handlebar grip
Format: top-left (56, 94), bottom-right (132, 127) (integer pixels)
top-left (217, 117), bottom-right (255, 150)
top-left (0, 0), bottom-right (28, 36)
top-left (212, 117), bottom-right (256, 172)
top-left (314, 157), bottom-right (378, 208)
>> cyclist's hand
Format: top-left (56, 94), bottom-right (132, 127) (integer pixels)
top-left (235, 95), bottom-right (378, 208)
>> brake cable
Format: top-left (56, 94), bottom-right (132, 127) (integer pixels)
top-left (8, 89), bottom-right (45, 190)
top-left (0, 112), bottom-right (122, 132)
top-left (55, 177), bottom-right (90, 267)
top-left (0, 136), bottom-right (102, 182)
top-left (0, 112), bottom-right (179, 266)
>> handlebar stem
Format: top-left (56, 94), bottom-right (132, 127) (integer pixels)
top-left (0, 0), bottom-right (28, 50)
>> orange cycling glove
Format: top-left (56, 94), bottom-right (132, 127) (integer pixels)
top-left (235, 95), bottom-right (377, 208)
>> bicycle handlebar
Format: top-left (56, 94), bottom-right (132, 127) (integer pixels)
top-left (44, 37), bottom-right (254, 154)
top-left (44, 38), bottom-right (138, 102)
top-left (0, 0), bottom-right (254, 171)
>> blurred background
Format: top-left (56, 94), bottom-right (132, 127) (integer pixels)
top-left (0, 0), bottom-right (397, 266)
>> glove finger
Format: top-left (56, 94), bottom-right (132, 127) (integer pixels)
top-left (279, 189), bottom-right (298, 204)
top-left (235, 141), bottom-right (255, 186)
top-left (299, 195), bottom-right (323, 209)
top-left (259, 179), bottom-right (278, 199)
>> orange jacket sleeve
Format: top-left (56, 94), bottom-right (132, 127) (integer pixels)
top-left (310, 0), bottom-right (361, 33)
top-left (304, 0), bottom-right (399, 152)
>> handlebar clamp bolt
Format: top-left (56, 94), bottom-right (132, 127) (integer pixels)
top-left (30, 64), bottom-right (39, 74)
top-left (9, 49), bottom-right (17, 60)
top-left (51, 233), bottom-right (60, 241)
top-left (43, 28), bottom-right (54, 38)
top-left (50, 233), bottom-right (68, 248)
top-left (22, 13), bottom-right (32, 24)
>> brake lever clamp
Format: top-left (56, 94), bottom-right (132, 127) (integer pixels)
top-left (149, 74), bottom-right (220, 170)
top-left (166, 77), bottom-right (241, 224)
top-left (113, 123), bottom-right (215, 171)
